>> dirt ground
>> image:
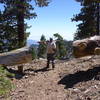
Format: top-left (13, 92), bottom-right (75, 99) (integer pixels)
top-left (1, 55), bottom-right (100, 100)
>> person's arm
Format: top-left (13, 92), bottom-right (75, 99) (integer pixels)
top-left (38, 41), bottom-right (47, 44)
top-left (52, 43), bottom-right (56, 52)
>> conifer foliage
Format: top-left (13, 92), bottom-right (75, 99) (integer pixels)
top-left (38, 35), bottom-right (47, 58)
top-left (0, 0), bottom-right (50, 52)
top-left (73, 0), bottom-right (100, 40)
top-left (54, 33), bottom-right (67, 59)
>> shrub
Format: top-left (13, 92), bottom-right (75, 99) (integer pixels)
top-left (0, 65), bottom-right (15, 96)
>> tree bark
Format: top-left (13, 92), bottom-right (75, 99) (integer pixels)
top-left (97, 3), bottom-right (100, 35)
top-left (0, 47), bottom-right (32, 72)
top-left (17, 0), bottom-right (25, 48)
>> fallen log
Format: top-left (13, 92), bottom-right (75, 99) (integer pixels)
top-left (73, 35), bottom-right (100, 58)
top-left (0, 47), bottom-right (32, 73)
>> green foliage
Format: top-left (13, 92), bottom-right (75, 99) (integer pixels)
top-left (54, 33), bottom-right (67, 59)
top-left (0, 0), bottom-right (50, 52)
top-left (38, 35), bottom-right (47, 58)
top-left (0, 65), bottom-right (15, 96)
top-left (31, 47), bottom-right (37, 60)
top-left (35, 0), bottom-right (50, 7)
top-left (54, 33), bottom-right (63, 40)
top-left (0, 0), bottom-right (36, 50)
top-left (73, 0), bottom-right (99, 40)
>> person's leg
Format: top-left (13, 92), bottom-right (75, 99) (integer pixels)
top-left (51, 54), bottom-right (55, 69)
top-left (46, 54), bottom-right (50, 68)
top-left (47, 59), bottom-right (50, 68)
top-left (52, 60), bottom-right (55, 69)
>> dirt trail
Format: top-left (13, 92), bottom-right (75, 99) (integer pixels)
top-left (4, 56), bottom-right (100, 100)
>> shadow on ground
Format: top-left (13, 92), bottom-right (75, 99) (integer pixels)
top-left (5, 67), bottom-right (25, 79)
top-left (58, 64), bottom-right (100, 89)
top-left (4, 66), bottom-right (49, 79)
top-left (24, 67), bottom-right (49, 73)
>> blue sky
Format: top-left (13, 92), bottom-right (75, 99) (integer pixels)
top-left (0, 0), bottom-right (81, 41)
top-left (27, 0), bottom-right (81, 41)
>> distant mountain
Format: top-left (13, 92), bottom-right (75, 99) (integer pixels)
top-left (27, 39), bottom-right (39, 46)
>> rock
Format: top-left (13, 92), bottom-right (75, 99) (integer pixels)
top-left (73, 35), bottom-right (100, 58)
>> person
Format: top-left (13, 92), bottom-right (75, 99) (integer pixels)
top-left (46, 38), bottom-right (56, 69)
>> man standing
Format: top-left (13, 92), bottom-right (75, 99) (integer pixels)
top-left (46, 38), bottom-right (56, 69)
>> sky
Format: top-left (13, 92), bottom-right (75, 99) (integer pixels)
top-left (27, 0), bottom-right (81, 41)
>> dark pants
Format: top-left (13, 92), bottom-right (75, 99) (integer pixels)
top-left (47, 53), bottom-right (55, 68)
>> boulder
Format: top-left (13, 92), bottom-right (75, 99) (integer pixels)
top-left (73, 35), bottom-right (100, 58)
top-left (0, 47), bottom-right (32, 73)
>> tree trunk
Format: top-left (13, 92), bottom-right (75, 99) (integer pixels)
top-left (17, 0), bottom-right (25, 48)
top-left (97, 3), bottom-right (100, 35)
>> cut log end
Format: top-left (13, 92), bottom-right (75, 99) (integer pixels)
top-left (73, 35), bottom-right (100, 58)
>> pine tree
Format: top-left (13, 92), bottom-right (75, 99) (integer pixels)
top-left (82, 0), bottom-right (100, 35)
top-left (54, 33), bottom-right (67, 59)
top-left (31, 47), bottom-right (37, 60)
top-left (73, 0), bottom-right (100, 40)
top-left (0, 0), bottom-right (37, 48)
top-left (38, 35), bottom-right (47, 58)
top-left (0, 0), bottom-right (51, 52)
top-left (0, 7), bottom-right (18, 52)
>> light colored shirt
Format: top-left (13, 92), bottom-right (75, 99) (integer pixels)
top-left (47, 42), bottom-right (56, 54)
